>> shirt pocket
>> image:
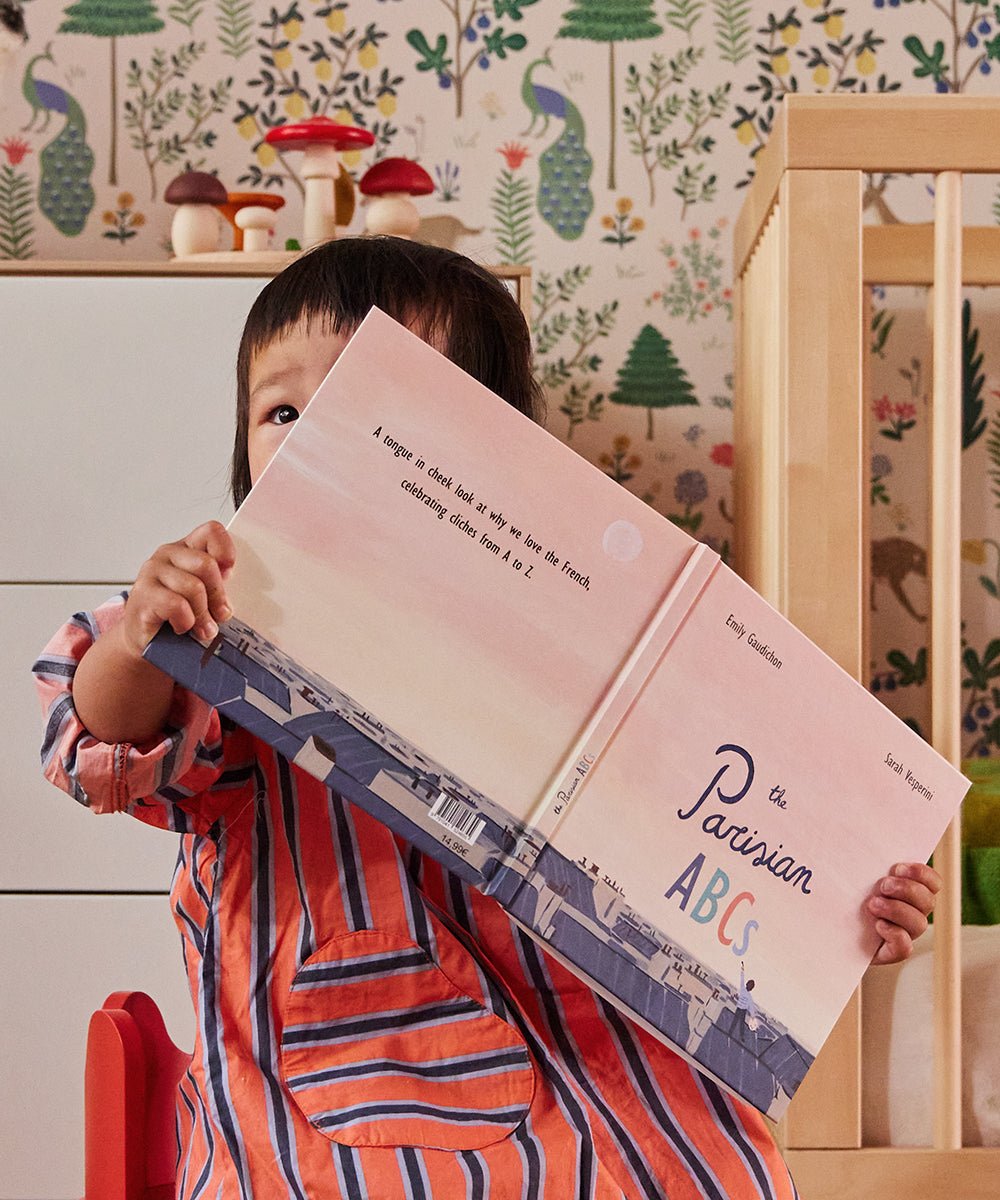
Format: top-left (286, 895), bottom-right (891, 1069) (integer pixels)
top-left (279, 927), bottom-right (536, 1150)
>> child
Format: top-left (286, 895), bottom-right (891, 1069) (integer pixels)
top-left (34, 237), bottom-right (939, 1200)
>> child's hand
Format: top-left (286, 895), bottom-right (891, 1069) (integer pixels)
top-left (867, 862), bottom-right (942, 965)
top-left (121, 521), bottom-right (236, 661)
top-left (72, 522), bottom-right (236, 746)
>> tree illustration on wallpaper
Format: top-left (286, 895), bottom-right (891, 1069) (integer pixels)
top-left (898, 0), bottom-right (998, 91)
top-left (125, 42), bottom-right (232, 200)
top-left (557, 0), bottom-right (662, 191)
top-left (58, 0), bottom-right (164, 187)
top-left (406, 1), bottom-right (535, 119)
top-left (610, 323), bottom-right (697, 440)
top-left (622, 47), bottom-right (730, 209)
top-left (733, 2), bottom-right (893, 178)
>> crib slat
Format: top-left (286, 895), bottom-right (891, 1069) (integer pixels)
top-left (929, 170), bottom-right (964, 1151)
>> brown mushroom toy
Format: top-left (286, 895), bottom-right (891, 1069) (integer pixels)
top-left (264, 117), bottom-right (375, 247)
top-left (359, 157), bottom-right (435, 239)
top-left (164, 170), bottom-right (228, 257)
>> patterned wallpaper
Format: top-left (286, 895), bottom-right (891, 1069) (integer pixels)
top-left (3, 0), bottom-right (1000, 755)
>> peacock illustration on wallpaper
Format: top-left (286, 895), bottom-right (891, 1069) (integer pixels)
top-left (521, 53), bottom-right (593, 242)
top-left (22, 45), bottom-right (95, 236)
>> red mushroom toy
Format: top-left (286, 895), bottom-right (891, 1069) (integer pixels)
top-left (264, 117), bottom-right (374, 247)
top-left (359, 157), bottom-right (435, 239)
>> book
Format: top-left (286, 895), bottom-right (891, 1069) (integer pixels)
top-left (145, 306), bottom-right (970, 1119)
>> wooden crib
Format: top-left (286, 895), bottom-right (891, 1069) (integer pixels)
top-left (733, 95), bottom-right (1000, 1198)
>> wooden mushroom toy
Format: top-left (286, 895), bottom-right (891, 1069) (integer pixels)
top-left (235, 205), bottom-right (277, 253)
top-left (359, 157), bottom-right (435, 239)
top-left (165, 170), bottom-right (228, 257)
top-left (216, 191), bottom-right (286, 251)
top-left (264, 116), bottom-right (375, 248)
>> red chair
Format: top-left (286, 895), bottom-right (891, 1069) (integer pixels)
top-left (83, 992), bottom-right (191, 1200)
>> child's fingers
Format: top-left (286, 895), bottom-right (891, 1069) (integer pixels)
top-left (890, 861), bottom-right (942, 898)
top-left (871, 921), bottom-right (915, 965)
top-left (151, 559), bottom-right (224, 639)
top-left (879, 862), bottom-right (941, 917)
top-left (125, 526), bottom-right (235, 651)
top-left (130, 576), bottom-right (205, 644)
top-left (184, 521), bottom-right (236, 579)
top-left (867, 862), bottom-right (942, 966)
top-left (181, 522), bottom-right (235, 623)
top-left (868, 891), bottom-right (930, 940)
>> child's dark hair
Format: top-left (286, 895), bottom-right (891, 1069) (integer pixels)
top-left (232, 236), bottom-right (544, 506)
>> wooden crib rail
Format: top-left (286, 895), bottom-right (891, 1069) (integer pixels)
top-left (733, 96), bottom-right (1000, 1196)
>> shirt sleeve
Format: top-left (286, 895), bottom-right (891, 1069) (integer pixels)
top-left (32, 593), bottom-right (229, 831)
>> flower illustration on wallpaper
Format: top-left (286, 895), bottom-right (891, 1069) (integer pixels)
top-left (601, 197), bottom-right (644, 248)
top-left (669, 469), bottom-right (709, 534)
top-left (492, 141), bottom-right (533, 264)
top-left (598, 434), bottom-right (642, 486)
top-left (0, 136), bottom-right (34, 259)
top-left (1, 135), bottom-right (30, 165)
top-left (710, 442), bottom-right (733, 469)
top-left (871, 452), bottom-right (892, 507)
top-left (648, 223), bottom-right (732, 322)
top-left (958, 636), bottom-right (1000, 757)
top-left (873, 395), bottom-right (917, 441)
top-left (102, 191), bottom-right (145, 242)
top-left (58, 0), bottom-right (164, 187)
top-left (520, 54), bottom-right (593, 241)
top-left (435, 161), bottom-right (460, 201)
top-left (609, 323), bottom-right (698, 441)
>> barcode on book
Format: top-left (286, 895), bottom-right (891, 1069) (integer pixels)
top-left (428, 794), bottom-right (485, 845)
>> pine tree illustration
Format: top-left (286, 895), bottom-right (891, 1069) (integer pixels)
top-left (610, 323), bottom-right (697, 439)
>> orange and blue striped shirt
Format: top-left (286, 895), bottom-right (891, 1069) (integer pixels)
top-left (35, 594), bottom-right (798, 1200)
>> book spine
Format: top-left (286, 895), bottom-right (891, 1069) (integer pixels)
top-left (523, 543), bottom-right (721, 845)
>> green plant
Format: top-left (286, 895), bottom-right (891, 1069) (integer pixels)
top-left (533, 266), bottom-right (618, 439)
top-left (406, 1), bottom-right (535, 118)
top-left (0, 164), bottom-right (35, 259)
top-left (491, 146), bottom-right (533, 264)
top-left (124, 42), bottom-right (232, 199)
top-left (216, 0), bottom-right (253, 58)
top-left (168, 0), bottom-right (203, 29)
top-left (622, 48), bottom-right (729, 209)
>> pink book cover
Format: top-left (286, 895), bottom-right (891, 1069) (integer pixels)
top-left (145, 307), bottom-right (969, 1117)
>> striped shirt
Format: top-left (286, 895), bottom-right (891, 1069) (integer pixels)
top-left (35, 595), bottom-right (798, 1200)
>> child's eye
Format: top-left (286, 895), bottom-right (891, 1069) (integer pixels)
top-left (267, 404), bottom-right (300, 426)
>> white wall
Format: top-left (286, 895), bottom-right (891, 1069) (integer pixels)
top-left (2, 272), bottom-right (265, 1199)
